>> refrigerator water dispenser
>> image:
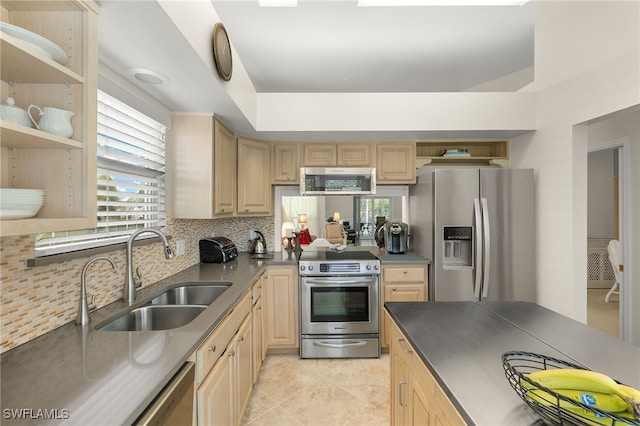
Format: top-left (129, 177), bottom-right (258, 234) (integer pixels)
top-left (442, 226), bottom-right (473, 269)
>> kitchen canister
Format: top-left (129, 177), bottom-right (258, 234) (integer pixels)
top-left (0, 97), bottom-right (33, 128)
top-left (28, 105), bottom-right (75, 138)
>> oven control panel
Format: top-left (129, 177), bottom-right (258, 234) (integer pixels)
top-left (299, 260), bottom-right (380, 276)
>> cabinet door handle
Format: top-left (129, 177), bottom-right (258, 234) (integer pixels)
top-left (208, 345), bottom-right (216, 352)
top-left (392, 287), bottom-right (397, 291)
top-left (398, 338), bottom-right (413, 354)
top-left (399, 380), bottom-right (408, 407)
top-left (403, 270), bottom-right (408, 274)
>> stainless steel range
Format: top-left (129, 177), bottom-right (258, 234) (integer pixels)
top-left (298, 250), bottom-right (380, 358)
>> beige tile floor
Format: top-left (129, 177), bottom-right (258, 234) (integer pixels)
top-left (587, 288), bottom-right (619, 337)
top-left (242, 354), bottom-right (390, 426)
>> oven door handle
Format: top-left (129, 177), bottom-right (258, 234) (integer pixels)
top-left (312, 340), bottom-right (368, 348)
top-left (302, 278), bottom-right (377, 286)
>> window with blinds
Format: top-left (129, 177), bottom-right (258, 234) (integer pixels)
top-left (35, 90), bottom-right (167, 256)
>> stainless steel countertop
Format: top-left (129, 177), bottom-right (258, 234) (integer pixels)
top-left (384, 301), bottom-right (640, 426)
top-left (0, 250), bottom-right (427, 425)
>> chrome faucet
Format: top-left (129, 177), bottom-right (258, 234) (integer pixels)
top-left (124, 228), bottom-right (174, 305)
top-left (76, 257), bottom-right (116, 326)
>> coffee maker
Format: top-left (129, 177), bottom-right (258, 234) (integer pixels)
top-left (383, 222), bottom-right (409, 254)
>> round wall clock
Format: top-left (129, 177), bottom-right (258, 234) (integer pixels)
top-left (212, 22), bottom-right (232, 81)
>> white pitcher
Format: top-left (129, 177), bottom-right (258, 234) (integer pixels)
top-left (28, 105), bottom-right (75, 138)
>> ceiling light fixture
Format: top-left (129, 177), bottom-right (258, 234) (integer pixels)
top-left (357, 0), bottom-right (528, 5)
top-left (129, 68), bottom-right (170, 85)
top-left (258, 0), bottom-right (297, 6)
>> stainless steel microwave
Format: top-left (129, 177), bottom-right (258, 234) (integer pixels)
top-left (300, 167), bottom-right (376, 195)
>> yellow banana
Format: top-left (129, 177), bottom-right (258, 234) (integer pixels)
top-left (527, 369), bottom-right (622, 395)
top-left (620, 384), bottom-right (640, 402)
top-left (619, 384), bottom-right (640, 419)
top-left (525, 369), bottom-right (640, 419)
top-left (525, 388), bottom-right (628, 413)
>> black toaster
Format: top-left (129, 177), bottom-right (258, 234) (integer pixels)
top-left (199, 237), bottom-right (238, 263)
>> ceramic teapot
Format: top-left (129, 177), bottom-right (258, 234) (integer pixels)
top-left (28, 105), bottom-right (75, 138)
top-left (0, 97), bottom-right (33, 128)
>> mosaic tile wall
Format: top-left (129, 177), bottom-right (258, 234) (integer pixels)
top-left (0, 216), bottom-right (274, 353)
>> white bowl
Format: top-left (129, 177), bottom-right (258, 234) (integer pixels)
top-left (0, 206), bottom-right (43, 220)
top-left (0, 188), bottom-right (44, 199)
top-left (0, 188), bottom-right (44, 219)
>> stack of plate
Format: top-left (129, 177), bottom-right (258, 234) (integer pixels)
top-left (0, 189), bottom-right (45, 220)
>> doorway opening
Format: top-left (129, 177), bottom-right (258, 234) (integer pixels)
top-left (587, 137), bottom-right (630, 341)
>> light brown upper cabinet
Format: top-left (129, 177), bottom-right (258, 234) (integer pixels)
top-left (272, 143), bottom-right (300, 184)
top-left (237, 137), bottom-right (272, 216)
top-left (376, 142), bottom-right (416, 184)
top-left (0, 1), bottom-right (99, 237)
top-left (302, 143), bottom-right (372, 167)
top-left (171, 115), bottom-right (236, 218)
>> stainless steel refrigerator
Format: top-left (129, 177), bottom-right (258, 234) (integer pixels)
top-left (409, 167), bottom-right (535, 302)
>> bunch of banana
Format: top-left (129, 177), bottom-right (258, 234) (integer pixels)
top-left (520, 368), bottom-right (640, 424)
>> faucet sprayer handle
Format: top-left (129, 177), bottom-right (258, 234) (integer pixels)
top-left (134, 267), bottom-right (143, 288)
top-left (88, 295), bottom-right (96, 311)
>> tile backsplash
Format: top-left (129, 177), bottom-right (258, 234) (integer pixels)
top-left (0, 216), bottom-right (274, 353)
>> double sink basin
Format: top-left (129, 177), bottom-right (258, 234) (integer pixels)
top-left (96, 282), bottom-right (231, 332)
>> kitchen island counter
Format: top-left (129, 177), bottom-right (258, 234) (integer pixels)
top-left (385, 301), bottom-right (640, 426)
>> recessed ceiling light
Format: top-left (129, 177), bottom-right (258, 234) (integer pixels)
top-left (129, 68), bottom-right (170, 85)
top-left (357, 0), bottom-right (528, 5)
top-left (258, 0), bottom-right (297, 6)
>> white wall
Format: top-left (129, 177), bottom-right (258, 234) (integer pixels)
top-left (257, 92), bottom-right (536, 132)
top-left (587, 150), bottom-right (615, 238)
top-left (509, 1), bottom-right (640, 343)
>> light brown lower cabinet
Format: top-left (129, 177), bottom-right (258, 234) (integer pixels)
top-left (262, 267), bottom-right (299, 349)
top-left (195, 291), bottom-right (252, 426)
top-left (194, 264), bottom-right (298, 425)
top-left (381, 263), bottom-right (428, 349)
top-left (251, 278), bottom-right (266, 384)
top-left (388, 312), bottom-right (467, 426)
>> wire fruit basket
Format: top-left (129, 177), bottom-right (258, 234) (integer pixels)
top-left (502, 351), bottom-right (640, 426)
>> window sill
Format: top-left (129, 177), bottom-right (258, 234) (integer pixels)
top-left (27, 236), bottom-right (172, 267)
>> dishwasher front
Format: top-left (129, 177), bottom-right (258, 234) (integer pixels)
top-left (134, 362), bottom-right (195, 426)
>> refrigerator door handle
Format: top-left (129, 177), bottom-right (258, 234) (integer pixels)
top-left (473, 198), bottom-right (482, 299)
top-left (481, 198), bottom-right (491, 298)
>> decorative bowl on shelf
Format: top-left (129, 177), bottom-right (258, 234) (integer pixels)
top-left (0, 188), bottom-right (45, 220)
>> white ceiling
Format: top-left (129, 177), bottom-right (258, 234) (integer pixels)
top-left (96, 0), bottom-right (535, 140)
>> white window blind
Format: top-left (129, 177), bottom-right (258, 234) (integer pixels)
top-left (35, 91), bottom-right (167, 256)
